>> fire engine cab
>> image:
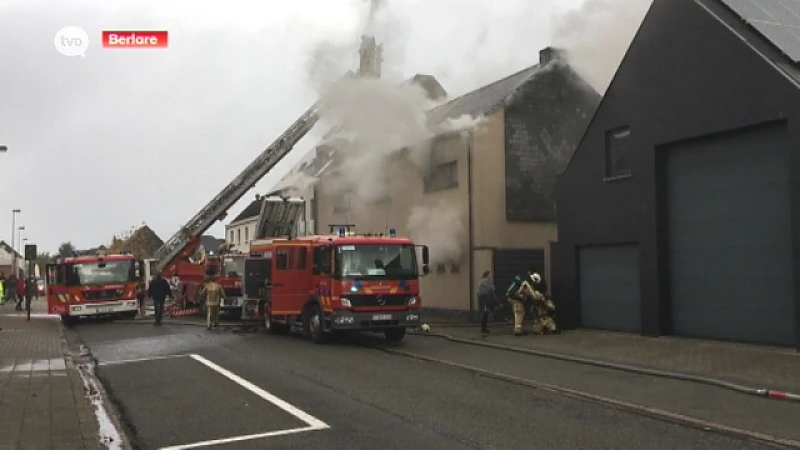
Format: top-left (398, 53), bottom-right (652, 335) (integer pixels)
top-left (243, 225), bottom-right (430, 344)
top-left (45, 252), bottom-right (141, 323)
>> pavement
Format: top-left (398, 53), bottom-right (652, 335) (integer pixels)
top-left (421, 323), bottom-right (800, 394)
top-left (68, 319), bottom-right (796, 449)
top-left (0, 298), bottom-right (107, 450)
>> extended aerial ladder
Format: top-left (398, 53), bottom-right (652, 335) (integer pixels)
top-left (151, 73), bottom-right (353, 274)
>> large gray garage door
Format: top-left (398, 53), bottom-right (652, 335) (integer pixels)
top-left (578, 245), bottom-right (641, 332)
top-left (667, 124), bottom-right (794, 346)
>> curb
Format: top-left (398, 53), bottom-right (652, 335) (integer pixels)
top-left (374, 346), bottom-right (800, 449)
top-left (409, 331), bottom-right (800, 404)
top-left (57, 319), bottom-right (133, 450)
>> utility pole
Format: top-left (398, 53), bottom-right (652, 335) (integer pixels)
top-left (17, 226), bottom-right (25, 275)
top-left (10, 209), bottom-right (20, 276)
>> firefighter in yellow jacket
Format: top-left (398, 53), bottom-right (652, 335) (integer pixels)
top-left (199, 276), bottom-right (225, 330)
top-left (506, 270), bottom-right (537, 336)
top-left (529, 272), bottom-right (559, 335)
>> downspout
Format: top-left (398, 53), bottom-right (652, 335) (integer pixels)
top-left (467, 131), bottom-right (476, 322)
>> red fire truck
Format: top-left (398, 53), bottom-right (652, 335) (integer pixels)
top-left (45, 252), bottom-right (141, 323)
top-left (155, 251), bottom-right (247, 317)
top-left (243, 225), bottom-right (430, 344)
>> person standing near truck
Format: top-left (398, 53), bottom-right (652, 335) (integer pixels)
top-left (199, 275), bottom-right (225, 330)
top-left (148, 273), bottom-right (171, 325)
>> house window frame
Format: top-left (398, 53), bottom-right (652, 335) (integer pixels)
top-left (604, 126), bottom-right (633, 180)
top-left (424, 160), bottom-right (459, 193)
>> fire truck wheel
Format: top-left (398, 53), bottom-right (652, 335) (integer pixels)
top-left (303, 304), bottom-right (327, 344)
top-left (262, 301), bottom-right (287, 335)
top-left (384, 327), bottom-right (406, 343)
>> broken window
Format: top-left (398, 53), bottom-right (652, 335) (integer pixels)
top-left (605, 127), bottom-right (632, 178)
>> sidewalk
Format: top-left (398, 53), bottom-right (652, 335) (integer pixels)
top-left (0, 299), bottom-right (103, 450)
top-left (425, 323), bottom-right (800, 394)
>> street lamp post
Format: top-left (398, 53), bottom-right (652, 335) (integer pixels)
top-left (10, 209), bottom-right (20, 277)
top-left (17, 226), bottom-right (25, 276)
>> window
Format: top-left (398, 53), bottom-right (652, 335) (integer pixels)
top-left (424, 161), bottom-right (458, 193)
top-left (293, 248), bottom-right (307, 270)
top-left (605, 127), bottom-right (632, 178)
top-left (276, 249), bottom-right (289, 270)
top-left (333, 191), bottom-right (352, 213)
top-left (244, 227), bottom-right (249, 243)
top-left (276, 247), bottom-right (306, 271)
top-left (237, 229), bottom-right (241, 244)
top-left (229, 230), bottom-right (234, 243)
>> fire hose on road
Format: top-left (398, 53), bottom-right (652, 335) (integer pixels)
top-left (409, 329), bottom-right (800, 404)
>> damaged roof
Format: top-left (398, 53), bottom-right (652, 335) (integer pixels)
top-left (427, 64), bottom-right (542, 125)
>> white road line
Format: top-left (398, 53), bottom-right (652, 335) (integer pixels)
top-left (188, 354), bottom-right (330, 430)
top-left (97, 354), bottom-right (189, 367)
top-left (158, 426), bottom-right (322, 450)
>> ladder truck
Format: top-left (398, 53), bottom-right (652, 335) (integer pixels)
top-left (146, 73), bottom-right (353, 315)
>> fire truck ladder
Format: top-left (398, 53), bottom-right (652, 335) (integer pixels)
top-left (151, 73), bottom-right (353, 274)
top-left (254, 196), bottom-right (306, 239)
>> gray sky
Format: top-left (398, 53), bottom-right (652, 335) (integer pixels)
top-left (0, 0), bottom-right (615, 253)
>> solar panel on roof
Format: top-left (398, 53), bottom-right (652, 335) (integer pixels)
top-left (719, 0), bottom-right (800, 63)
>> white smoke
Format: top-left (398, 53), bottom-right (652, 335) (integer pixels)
top-left (435, 114), bottom-right (487, 137)
top-left (316, 76), bottom-right (436, 202)
top-left (550, 0), bottom-right (653, 93)
top-left (299, 0), bottom-right (484, 261)
top-left (273, 170), bottom-right (317, 196)
top-left (407, 200), bottom-right (465, 266)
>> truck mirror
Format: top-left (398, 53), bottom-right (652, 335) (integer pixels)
top-left (422, 264), bottom-right (430, 276)
top-left (422, 246), bottom-right (429, 265)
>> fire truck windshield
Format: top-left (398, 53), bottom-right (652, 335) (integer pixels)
top-left (65, 260), bottom-right (135, 286)
top-left (335, 244), bottom-right (417, 279)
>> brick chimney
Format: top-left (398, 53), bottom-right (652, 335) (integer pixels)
top-left (540, 46), bottom-right (567, 65)
top-left (358, 35), bottom-right (383, 78)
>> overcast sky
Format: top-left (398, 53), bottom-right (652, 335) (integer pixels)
top-left (0, 0), bottom-right (605, 253)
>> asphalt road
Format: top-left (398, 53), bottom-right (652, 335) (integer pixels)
top-left (67, 321), bottom-right (782, 450)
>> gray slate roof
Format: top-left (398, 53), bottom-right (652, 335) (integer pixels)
top-left (427, 64), bottom-right (542, 125)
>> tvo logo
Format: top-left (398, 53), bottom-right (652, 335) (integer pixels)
top-left (54, 26), bottom-right (90, 58)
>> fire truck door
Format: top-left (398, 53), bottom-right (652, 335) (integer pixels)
top-left (272, 246), bottom-right (310, 311)
top-left (45, 264), bottom-right (61, 295)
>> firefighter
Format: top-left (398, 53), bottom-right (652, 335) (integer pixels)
top-left (199, 275), bottom-right (225, 330)
top-left (0, 272), bottom-right (5, 305)
top-left (505, 270), bottom-right (536, 336)
top-left (530, 272), bottom-right (559, 335)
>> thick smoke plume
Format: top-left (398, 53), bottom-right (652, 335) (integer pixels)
top-left (297, 0), bottom-right (488, 263)
top-left (316, 76), bottom-right (436, 203)
top-left (550, 0), bottom-right (653, 93)
top-left (407, 200), bottom-right (465, 266)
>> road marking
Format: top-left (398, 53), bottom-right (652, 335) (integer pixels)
top-left (97, 354), bottom-right (188, 366)
top-left (158, 426), bottom-right (322, 450)
top-left (188, 354), bottom-right (329, 430)
top-left (94, 353), bottom-right (329, 448)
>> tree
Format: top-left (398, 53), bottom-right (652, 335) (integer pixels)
top-left (35, 251), bottom-right (53, 274)
top-left (58, 241), bottom-right (76, 258)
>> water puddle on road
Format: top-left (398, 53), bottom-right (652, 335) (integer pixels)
top-left (77, 363), bottom-right (124, 450)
